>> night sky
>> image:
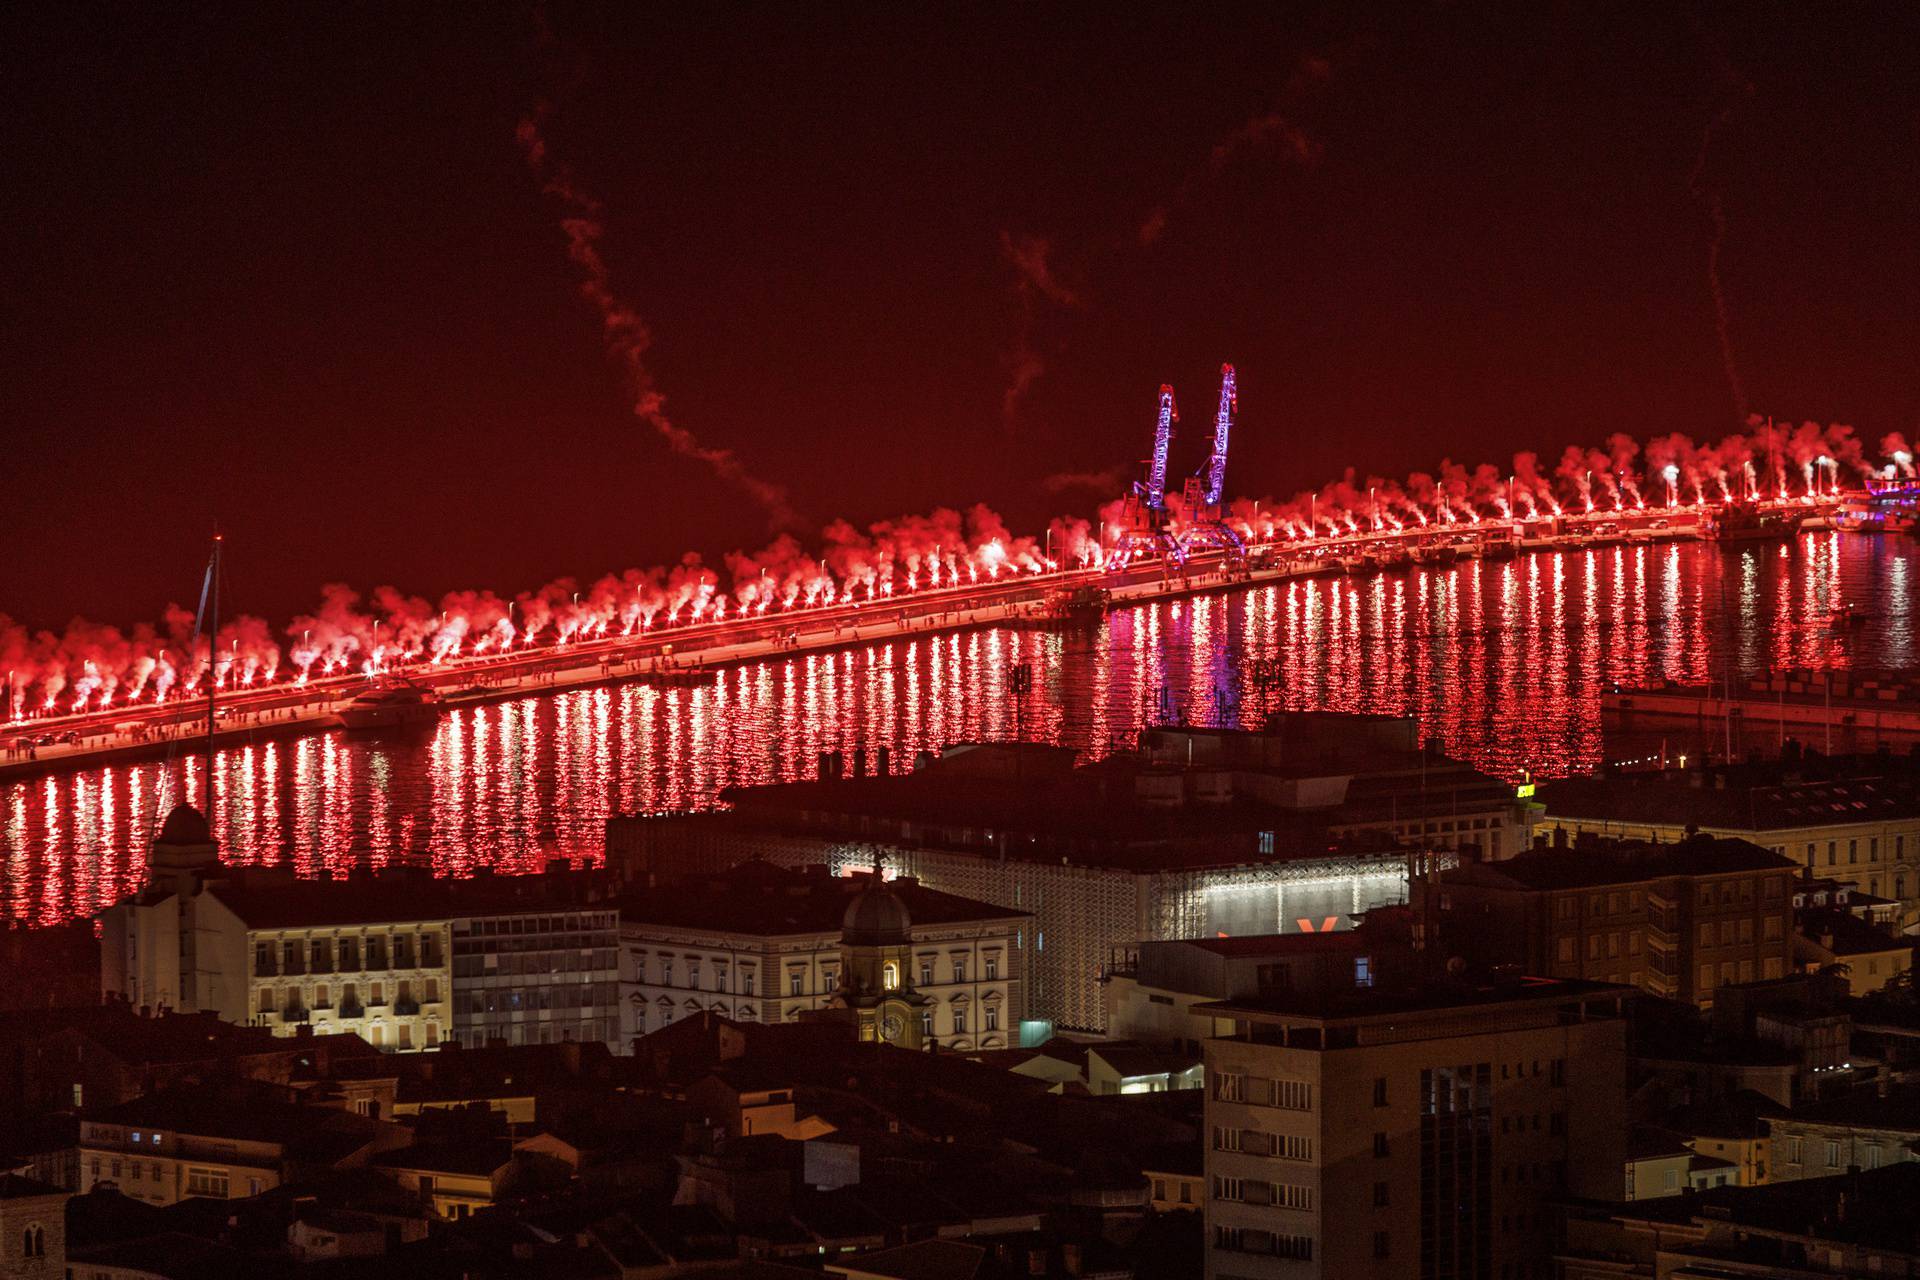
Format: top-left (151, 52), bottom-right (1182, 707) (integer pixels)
top-left (5, 3), bottom-right (1916, 629)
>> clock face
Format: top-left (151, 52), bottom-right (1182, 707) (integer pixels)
top-left (881, 1014), bottom-right (904, 1042)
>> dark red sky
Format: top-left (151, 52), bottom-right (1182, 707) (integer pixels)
top-left (4, 3), bottom-right (1916, 629)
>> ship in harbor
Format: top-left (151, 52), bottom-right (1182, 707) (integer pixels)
top-left (336, 677), bottom-right (442, 732)
top-left (1833, 476), bottom-right (1920, 534)
top-left (1707, 500), bottom-right (1804, 544)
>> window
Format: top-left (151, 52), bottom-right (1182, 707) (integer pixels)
top-left (1275, 1182), bottom-right (1312, 1210)
top-left (984, 954), bottom-right (999, 981)
top-left (310, 938), bottom-right (332, 973)
top-left (1373, 1180), bottom-right (1389, 1207)
top-left (1785, 1137), bottom-right (1802, 1164)
top-left (1275, 1134), bottom-right (1313, 1161)
top-left (1550, 1058), bottom-right (1565, 1086)
top-left (254, 942), bottom-right (276, 976)
top-left (1373, 1231), bottom-right (1390, 1259)
top-left (952, 957), bottom-right (968, 983)
top-left (952, 1006), bottom-right (967, 1034)
top-left (1373, 1132), bottom-right (1389, 1157)
top-left (1212, 1126), bottom-right (1243, 1152)
top-left (660, 958), bottom-right (674, 986)
top-left (1216, 1072), bottom-right (1245, 1103)
top-left (21, 1225), bottom-right (44, 1258)
top-left (741, 969), bottom-right (755, 996)
top-left (258, 988), bottom-right (274, 1014)
top-left (1354, 955), bottom-right (1373, 987)
top-left (920, 959), bottom-right (935, 986)
top-left (985, 1005), bottom-right (999, 1031)
top-left (1827, 1141), bottom-right (1841, 1168)
top-left (1214, 1176), bottom-right (1245, 1201)
top-left (185, 1167), bottom-right (230, 1197)
top-left (688, 960), bottom-right (702, 989)
top-left (882, 963), bottom-right (899, 992)
top-left (1555, 936), bottom-right (1575, 964)
top-left (921, 1009), bottom-right (934, 1039)
top-left (1152, 1178), bottom-right (1167, 1201)
top-left (1273, 1079), bottom-right (1312, 1110)
top-left (339, 937), bottom-right (359, 971)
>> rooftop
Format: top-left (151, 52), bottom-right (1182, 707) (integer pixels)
top-left (1539, 752), bottom-right (1920, 832)
top-left (1199, 973), bottom-right (1632, 1024)
top-left (1448, 834), bottom-right (1796, 891)
top-left (199, 864), bottom-right (613, 930)
top-left (1800, 909), bottom-right (1910, 958)
top-left (620, 861), bottom-right (1025, 937)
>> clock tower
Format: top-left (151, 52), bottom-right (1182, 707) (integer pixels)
top-left (835, 870), bottom-right (929, 1049)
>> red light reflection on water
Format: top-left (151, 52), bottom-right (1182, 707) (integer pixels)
top-left (2, 535), bottom-right (1913, 924)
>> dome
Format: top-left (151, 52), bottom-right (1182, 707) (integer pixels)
top-left (156, 804), bottom-right (212, 848)
top-left (842, 879), bottom-right (911, 946)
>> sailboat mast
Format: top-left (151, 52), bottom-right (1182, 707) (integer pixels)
top-left (204, 534), bottom-right (221, 810)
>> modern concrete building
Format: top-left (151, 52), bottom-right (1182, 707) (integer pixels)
top-left (617, 860), bottom-right (1027, 1051)
top-left (608, 716), bottom-right (1520, 1032)
top-left (1199, 970), bottom-right (1630, 1280)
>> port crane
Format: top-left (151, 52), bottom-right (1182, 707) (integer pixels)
top-left (1115, 384), bottom-right (1189, 563)
top-left (1181, 364), bottom-right (1246, 559)
top-left (1113, 366), bottom-right (1248, 566)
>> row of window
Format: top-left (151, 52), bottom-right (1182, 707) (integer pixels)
top-left (631, 1000), bottom-right (998, 1037)
top-left (1212, 1126), bottom-right (1313, 1161)
top-left (1211, 1226), bottom-right (1315, 1260)
top-left (1213, 1072), bottom-right (1311, 1110)
top-left (1212, 1176), bottom-right (1311, 1209)
top-left (456, 982), bottom-right (617, 1015)
top-left (1801, 834), bottom-right (1909, 870)
top-left (257, 978), bottom-right (436, 1015)
top-left (1781, 1134), bottom-right (1907, 1170)
top-left (632, 952), bottom-right (1001, 993)
top-left (452, 949), bottom-right (617, 978)
top-left (254, 932), bottom-right (442, 977)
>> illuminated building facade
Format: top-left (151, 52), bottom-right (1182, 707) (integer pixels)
top-left (608, 717), bottom-right (1522, 1032)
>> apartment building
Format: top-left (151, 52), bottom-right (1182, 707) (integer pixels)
top-left (74, 1081), bottom-right (397, 1206)
top-left (617, 860), bottom-right (1027, 1050)
top-left (1536, 749), bottom-right (1920, 927)
top-left (1201, 972), bottom-right (1630, 1280)
top-left (1425, 834), bottom-right (1798, 1007)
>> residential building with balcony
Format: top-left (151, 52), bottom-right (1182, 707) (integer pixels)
top-left (1200, 971), bottom-right (1630, 1280)
top-left (74, 1081), bottom-right (399, 1206)
top-left (1534, 748), bottom-right (1920, 928)
top-left (1423, 834), bottom-right (1798, 1007)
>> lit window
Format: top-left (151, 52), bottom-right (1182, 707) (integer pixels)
top-left (883, 963), bottom-right (900, 991)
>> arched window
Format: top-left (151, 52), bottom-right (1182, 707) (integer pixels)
top-left (22, 1224), bottom-right (44, 1257)
top-left (882, 962), bottom-right (899, 992)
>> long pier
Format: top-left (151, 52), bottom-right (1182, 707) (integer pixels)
top-left (1, 499), bottom-right (1849, 782)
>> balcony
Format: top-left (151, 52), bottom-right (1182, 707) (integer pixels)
top-left (339, 1000), bottom-right (365, 1019)
top-left (281, 1006), bottom-right (311, 1023)
top-left (394, 998), bottom-right (421, 1017)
